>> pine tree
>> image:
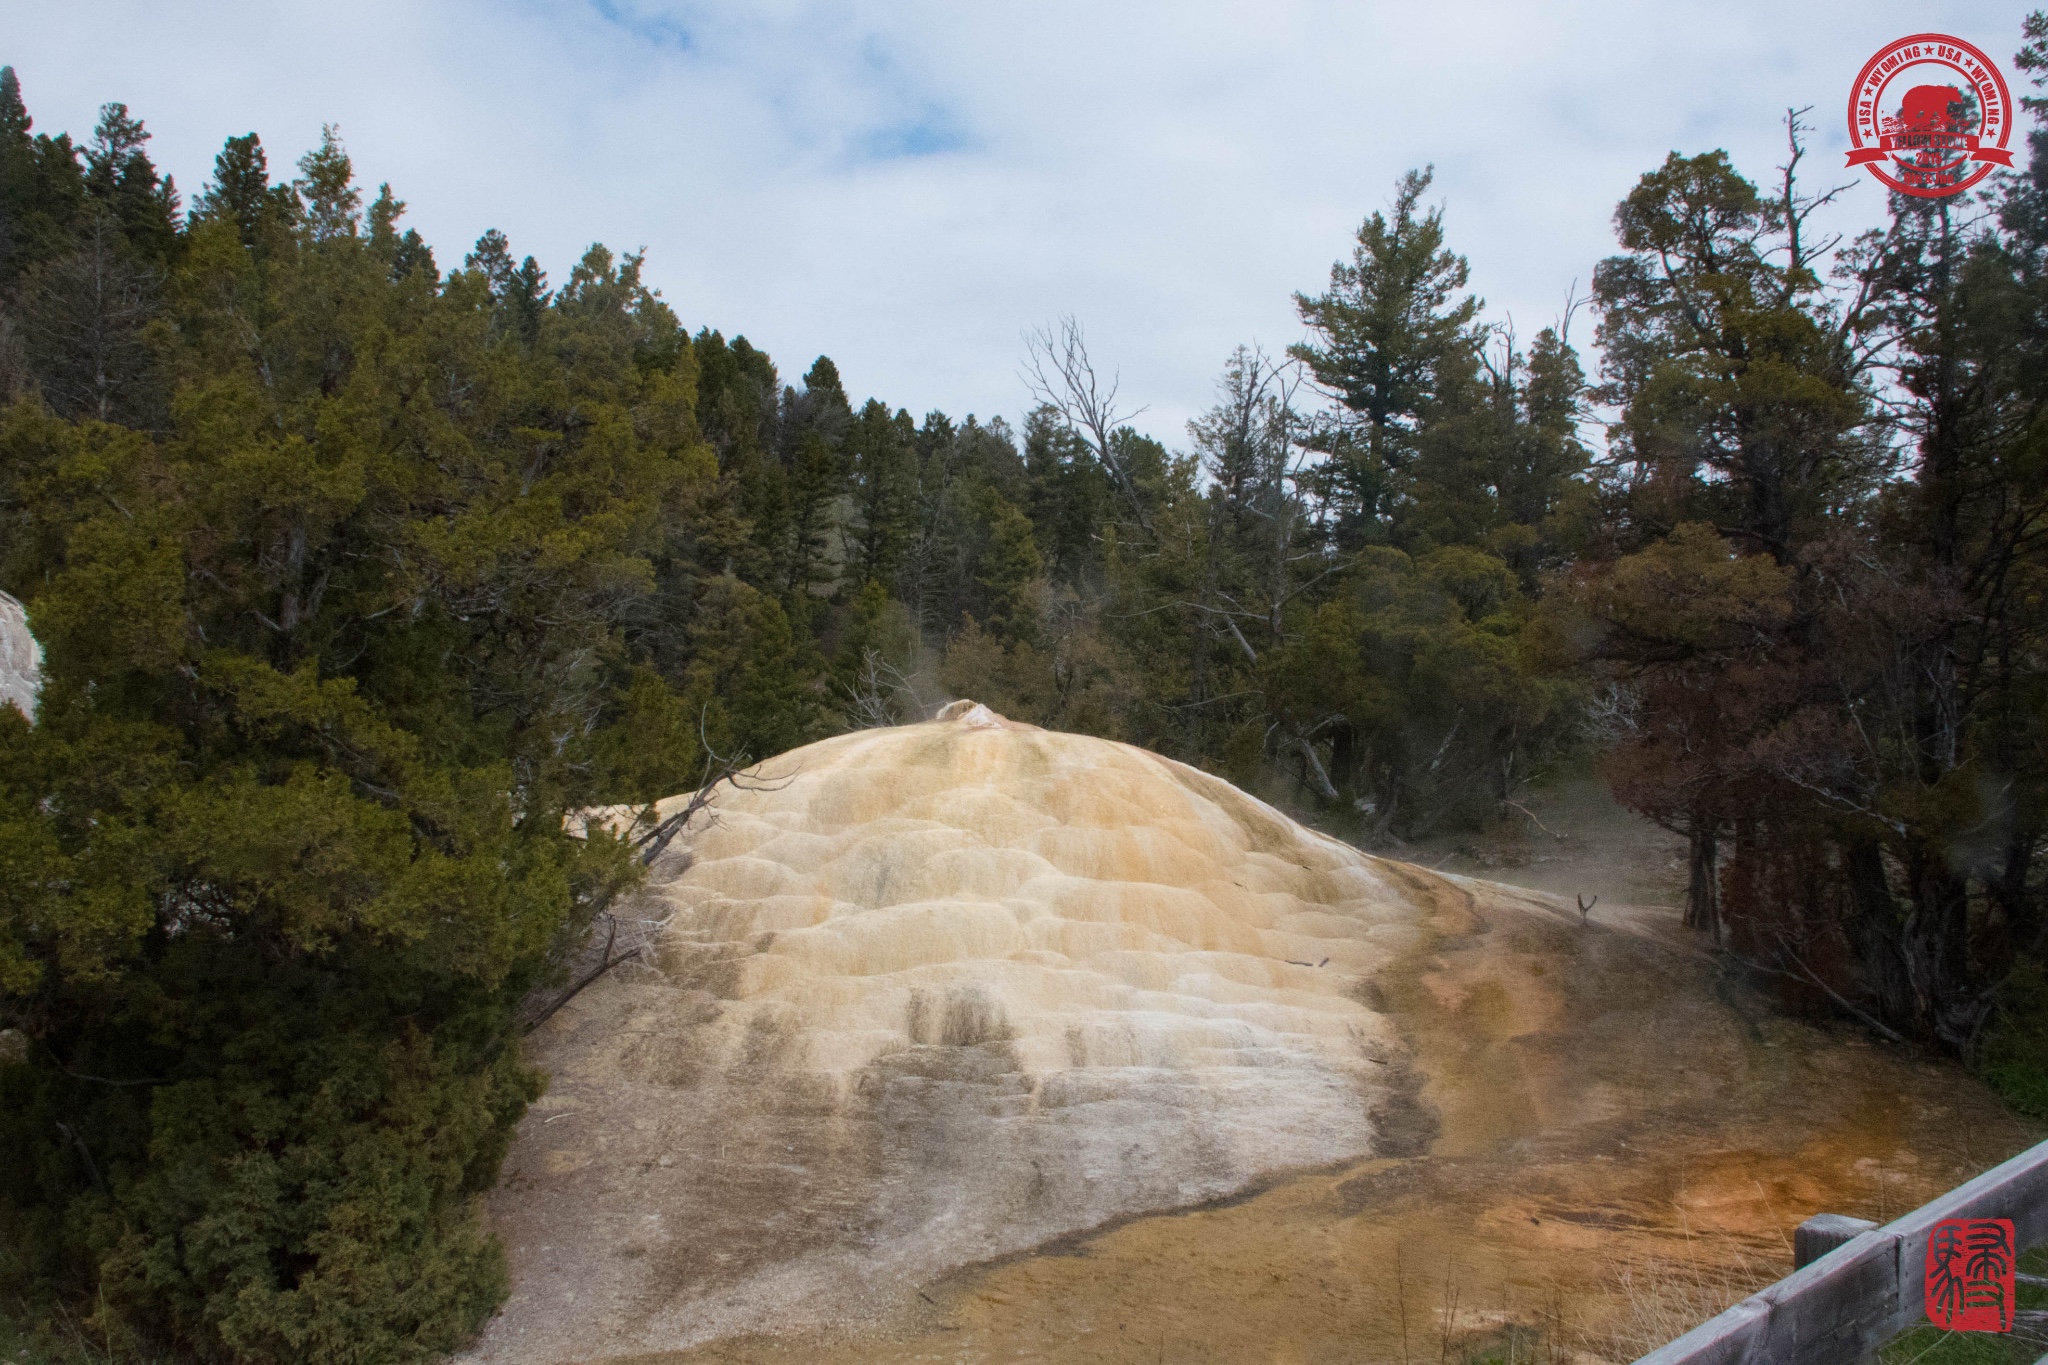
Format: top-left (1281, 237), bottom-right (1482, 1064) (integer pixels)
top-left (459, 231), bottom-right (551, 344)
top-left (0, 67), bottom-right (87, 293)
top-left (1292, 167), bottom-right (1482, 547)
top-left (465, 227), bottom-right (515, 292)
top-left (846, 399), bottom-right (915, 592)
top-left (782, 427), bottom-right (838, 616)
top-left (294, 124), bottom-right (361, 242)
top-left (1592, 149), bottom-right (1878, 561)
top-left (1021, 405), bottom-right (1106, 589)
top-left (679, 575), bottom-right (820, 761)
top-left (792, 354), bottom-right (852, 445)
top-left (0, 66), bottom-right (36, 286)
top-left (191, 133), bottom-right (298, 249)
top-left (81, 102), bottom-right (179, 264)
top-left (367, 183), bottom-right (436, 283)
top-left (970, 491), bottom-right (1044, 644)
top-left (1404, 324), bottom-right (1590, 577)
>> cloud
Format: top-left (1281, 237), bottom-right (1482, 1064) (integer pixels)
top-left (5, 0), bottom-right (2030, 440)
top-left (584, 0), bottom-right (698, 54)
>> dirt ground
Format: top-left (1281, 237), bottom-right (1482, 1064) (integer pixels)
top-left (572, 780), bottom-right (2037, 1365)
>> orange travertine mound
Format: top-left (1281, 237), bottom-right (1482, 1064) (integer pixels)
top-left (471, 704), bottom-right (1433, 1363)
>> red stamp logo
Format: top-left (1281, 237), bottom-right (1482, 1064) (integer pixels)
top-left (1925, 1217), bottom-right (2015, 1332)
top-left (1847, 34), bottom-right (2015, 198)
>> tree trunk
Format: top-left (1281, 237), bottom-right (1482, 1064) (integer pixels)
top-left (1295, 736), bottom-right (1340, 802)
top-left (1684, 825), bottom-right (1720, 942)
top-left (1992, 829), bottom-right (2040, 956)
top-left (1330, 722), bottom-right (1357, 792)
top-left (1900, 842), bottom-right (1992, 1050)
top-left (1842, 838), bottom-right (1915, 1030)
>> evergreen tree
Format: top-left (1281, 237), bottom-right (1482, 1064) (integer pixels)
top-left (678, 575), bottom-right (821, 762)
top-left (294, 125), bottom-right (361, 243)
top-left (191, 133), bottom-right (298, 249)
top-left (0, 67), bottom-right (88, 294)
top-left (0, 107), bottom-right (714, 1360)
top-left (81, 102), bottom-right (178, 264)
top-left (367, 184), bottom-right (436, 283)
top-left (1021, 404), bottom-right (1107, 590)
top-left (799, 353), bottom-right (850, 429)
top-left (845, 398), bottom-right (915, 592)
top-left (8, 31), bottom-right (2042, 1354)
top-left (969, 491), bottom-right (1043, 644)
top-left (781, 426), bottom-right (838, 617)
top-left (464, 227), bottom-right (515, 293)
top-left (12, 212), bottom-right (157, 422)
top-left (1592, 148), bottom-right (1880, 560)
top-left (1404, 324), bottom-right (1591, 578)
top-left (1292, 167), bottom-right (1482, 547)
top-left (1569, 59), bottom-right (2048, 1059)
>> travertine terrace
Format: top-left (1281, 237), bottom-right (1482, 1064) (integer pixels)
top-left (473, 702), bottom-right (1437, 1362)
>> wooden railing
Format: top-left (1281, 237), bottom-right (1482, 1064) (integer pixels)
top-left (1634, 1137), bottom-right (2048, 1364)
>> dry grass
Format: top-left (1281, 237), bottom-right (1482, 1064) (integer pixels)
top-left (1574, 1247), bottom-right (1782, 1363)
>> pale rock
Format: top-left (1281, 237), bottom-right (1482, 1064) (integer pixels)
top-left (473, 703), bottom-right (1441, 1363)
top-left (0, 591), bottom-right (39, 720)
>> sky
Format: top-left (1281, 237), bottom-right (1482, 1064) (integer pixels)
top-left (4, 1), bottom-right (2034, 444)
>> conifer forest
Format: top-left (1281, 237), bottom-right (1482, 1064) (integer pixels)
top-left (3, 14), bottom-right (2048, 1360)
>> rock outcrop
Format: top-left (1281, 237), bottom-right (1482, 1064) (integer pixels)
top-left (0, 592), bottom-right (40, 720)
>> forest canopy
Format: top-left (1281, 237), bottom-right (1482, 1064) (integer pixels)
top-left (2, 14), bottom-right (2047, 1359)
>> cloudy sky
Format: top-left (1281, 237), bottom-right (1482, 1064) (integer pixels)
top-left (5, 1), bottom-right (2031, 441)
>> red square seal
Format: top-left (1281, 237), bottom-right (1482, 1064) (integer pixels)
top-left (1924, 1217), bottom-right (2015, 1332)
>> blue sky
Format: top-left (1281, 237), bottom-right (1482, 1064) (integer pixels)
top-left (5, 0), bottom-right (2032, 441)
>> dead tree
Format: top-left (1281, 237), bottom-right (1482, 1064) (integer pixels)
top-left (1173, 347), bottom-right (1346, 801)
top-left (838, 647), bottom-right (925, 729)
top-left (1022, 315), bottom-right (1153, 535)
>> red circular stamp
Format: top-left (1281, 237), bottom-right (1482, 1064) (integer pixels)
top-left (1846, 33), bottom-right (2014, 198)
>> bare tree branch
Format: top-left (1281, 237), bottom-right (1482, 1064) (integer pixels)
top-left (522, 914), bottom-right (639, 1035)
top-left (838, 647), bottom-right (927, 729)
top-left (1022, 315), bottom-right (1154, 534)
top-left (523, 717), bottom-right (798, 1034)
top-left (1728, 944), bottom-right (1909, 1044)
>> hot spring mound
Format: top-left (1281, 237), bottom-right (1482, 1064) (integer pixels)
top-left (473, 703), bottom-right (1441, 1362)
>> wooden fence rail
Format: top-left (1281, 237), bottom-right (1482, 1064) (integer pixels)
top-left (1633, 1136), bottom-right (2048, 1365)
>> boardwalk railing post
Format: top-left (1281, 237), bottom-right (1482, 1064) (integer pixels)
top-left (1794, 1214), bottom-right (1879, 1270)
